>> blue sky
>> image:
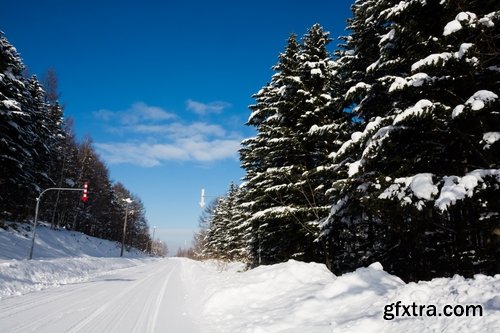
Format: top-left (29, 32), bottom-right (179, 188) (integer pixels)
top-left (2, 0), bottom-right (353, 251)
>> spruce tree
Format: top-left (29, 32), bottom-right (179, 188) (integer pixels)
top-left (320, 0), bottom-right (500, 280)
top-left (240, 25), bottom-right (338, 265)
top-left (0, 33), bottom-right (44, 218)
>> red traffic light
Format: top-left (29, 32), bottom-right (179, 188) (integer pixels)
top-left (82, 182), bottom-right (89, 202)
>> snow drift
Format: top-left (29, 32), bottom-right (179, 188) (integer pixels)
top-left (196, 260), bottom-right (500, 333)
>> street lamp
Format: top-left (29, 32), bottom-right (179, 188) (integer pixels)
top-left (120, 198), bottom-right (133, 257)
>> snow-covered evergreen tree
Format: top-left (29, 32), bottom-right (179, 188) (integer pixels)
top-left (0, 33), bottom-right (49, 218)
top-left (202, 183), bottom-right (248, 261)
top-left (240, 25), bottom-right (339, 265)
top-left (0, 32), bottom-right (153, 248)
top-left (320, 0), bottom-right (500, 280)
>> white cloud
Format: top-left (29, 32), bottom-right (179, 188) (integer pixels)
top-left (130, 122), bottom-right (227, 138)
top-left (94, 102), bottom-right (176, 125)
top-left (186, 99), bottom-right (232, 115)
top-left (95, 137), bottom-right (241, 167)
top-left (94, 102), bottom-right (242, 167)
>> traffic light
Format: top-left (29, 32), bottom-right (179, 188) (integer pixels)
top-left (82, 182), bottom-right (89, 202)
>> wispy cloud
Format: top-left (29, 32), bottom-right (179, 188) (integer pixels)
top-left (94, 102), bottom-right (177, 125)
top-left (186, 99), bottom-right (232, 115)
top-left (94, 102), bottom-right (241, 167)
top-left (130, 122), bottom-right (228, 138)
top-left (95, 138), bottom-right (241, 167)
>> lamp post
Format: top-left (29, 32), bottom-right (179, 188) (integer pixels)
top-left (120, 198), bottom-right (133, 257)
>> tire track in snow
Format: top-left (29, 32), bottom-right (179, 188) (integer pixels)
top-left (0, 259), bottom-right (199, 333)
top-left (149, 265), bottom-right (174, 332)
top-left (67, 264), bottom-right (167, 332)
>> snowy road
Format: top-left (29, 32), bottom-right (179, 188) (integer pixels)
top-left (0, 258), bottom-right (199, 333)
top-left (1, 255), bottom-right (499, 333)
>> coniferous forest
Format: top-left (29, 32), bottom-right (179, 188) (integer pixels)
top-left (1, 0), bottom-right (499, 282)
top-left (0, 33), bottom-right (152, 251)
top-left (198, 0), bottom-right (500, 281)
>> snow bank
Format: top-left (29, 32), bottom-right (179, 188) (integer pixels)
top-left (0, 257), bottom-right (150, 299)
top-left (0, 223), bottom-right (151, 299)
top-left (0, 222), bottom-right (144, 260)
top-left (198, 260), bottom-right (500, 333)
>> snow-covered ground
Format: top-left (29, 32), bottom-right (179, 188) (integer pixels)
top-left (0, 222), bottom-right (145, 260)
top-left (0, 224), bottom-right (499, 332)
top-left (0, 222), bottom-right (148, 298)
top-left (196, 260), bottom-right (500, 332)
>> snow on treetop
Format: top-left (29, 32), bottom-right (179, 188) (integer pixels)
top-left (361, 125), bottom-right (394, 159)
top-left (443, 11), bottom-right (497, 36)
top-left (466, 90), bottom-right (498, 110)
top-left (379, 174), bottom-right (437, 210)
top-left (443, 19), bottom-right (463, 36)
top-left (351, 131), bottom-right (363, 142)
top-left (379, 169), bottom-right (500, 211)
top-left (435, 169), bottom-right (500, 211)
top-left (329, 117), bottom-right (384, 161)
top-left (482, 132), bottom-right (500, 149)
top-left (452, 90), bottom-right (498, 118)
top-left (393, 99), bottom-right (433, 124)
top-left (2, 99), bottom-right (21, 111)
top-left (345, 82), bottom-right (371, 98)
top-left (411, 43), bottom-right (474, 72)
top-left (379, 29), bottom-right (395, 46)
top-left (380, 0), bottom-right (412, 19)
top-left (347, 160), bottom-right (362, 177)
top-left (478, 12), bottom-right (496, 28)
top-left (443, 12), bottom-right (477, 36)
top-left (387, 73), bottom-right (433, 92)
top-left (410, 173), bottom-right (438, 201)
top-left (308, 123), bottom-right (341, 136)
top-left (251, 206), bottom-right (298, 220)
top-left (310, 68), bottom-right (323, 76)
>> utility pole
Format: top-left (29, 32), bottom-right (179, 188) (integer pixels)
top-left (28, 183), bottom-right (89, 260)
top-left (120, 198), bottom-right (133, 257)
top-left (150, 226), bottom-right (156, 255)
